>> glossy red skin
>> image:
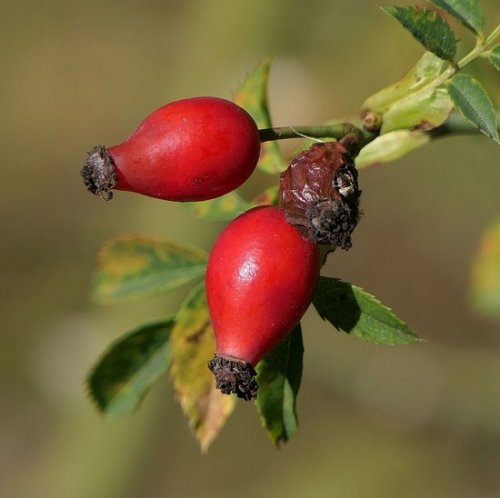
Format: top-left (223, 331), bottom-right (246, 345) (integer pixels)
top-left (206, 206), bottom-right (320, 366)
top-left (108, 97), bottom-right (261, 201)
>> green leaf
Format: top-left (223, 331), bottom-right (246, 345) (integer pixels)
top-left (356, 130), bottom-right (431, 169)
top-left (470, 217), bottom-right (500, 317)
top-left (169, 283), bottom-right (236, 452)
top-left (487, 45), bottom-right (500, 71)
top-left (447, 73), bottom-right (499, 143)
top-left (363, 52), bottom-right (453, 114)
top-left (362, 52), bottom-right (455, 132)
top-left (233, 58), bottom-right (286, 174)
top-left (255, 324), bottom-right (303, 446)
top-left (313, 277), bottom-right (422, 345)
top-left (382, 6), bottom-right (457, 61)
top-left (92, 236), bottom-right (207, 303)
top-left (183, 191), bottom-right (251, 221)
top-left (87, 319), bottom-right (174, 416)
top-left (381, 85), bottom-right (454, 133)
top-left (430, 0), bottom-right (485, 35)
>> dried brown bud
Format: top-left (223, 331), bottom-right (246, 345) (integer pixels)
top-left (279, 141), bottom-right (361, 249)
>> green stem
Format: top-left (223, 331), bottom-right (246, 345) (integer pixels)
top-left (457, 38), bottom-right (484, 69)
top-left (484, 23), bottom-right (500, 47)
top-left (457, 24), bottom-right (500, 69)
top-left (258, 111), bottom-right (499, 145)
top-left (259, 123), bottom-right (375, 146)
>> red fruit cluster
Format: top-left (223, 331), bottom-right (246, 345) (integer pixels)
top-left (83, 97), bottom-right (361, 401)
top-left (82, 97), bottom-right (260, 201)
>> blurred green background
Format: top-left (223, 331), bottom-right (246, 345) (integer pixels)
top-left (2, 1), bottom-right (500, 497)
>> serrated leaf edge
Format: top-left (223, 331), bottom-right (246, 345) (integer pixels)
top-left (350, 283), bottom-right (423, 344)
top-left (313, 277), bottom-right (424, 345)
top-left (447, 74), bottom-right (500, 143)
top-left (381, 5), bottom-right (457, 61)
top-left (430, 0), bottom-right (484, 35)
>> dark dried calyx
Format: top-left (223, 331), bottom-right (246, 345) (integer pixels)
top-left (279, 141), bottom-right (361, 249)
top-left (208, 354), bottom-right (258, 401)
top-left (81, 145), bottom-right (118, 201)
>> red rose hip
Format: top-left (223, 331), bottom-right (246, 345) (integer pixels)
top-left (206, 205), bottom-right (320, 400)
top-left (81, 97), bottom-right (261, 201)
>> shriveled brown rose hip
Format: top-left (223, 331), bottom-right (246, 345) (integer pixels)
top-left (279, 141), bottom-right (361, 249)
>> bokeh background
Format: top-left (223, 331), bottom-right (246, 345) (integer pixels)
top-left (2, 1), bottom-right (500, 497)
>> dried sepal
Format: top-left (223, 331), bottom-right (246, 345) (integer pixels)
top-left (81, 145), bottom-right (117, 201)
top-left (208, 354), bottom-right (258, 401)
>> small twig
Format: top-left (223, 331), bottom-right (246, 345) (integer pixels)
top-left (259, 123), bottom-right (375, 147)
top-left (259, 111), bottom-right (499, 154)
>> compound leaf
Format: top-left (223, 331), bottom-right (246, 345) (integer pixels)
top-left (382, 6), bottom-right (457, 61)
top-left (255, 324), bottom-right (303, 446)
top-left (233, 58), bottom-right (286, 174)
top-left (430, 0), bottom-right (485, 35)
top-left (169, 283), bottom-right (236, 452)
top-left (93, 235), bottom-right (207, 303)
top-left (87, 319), bottom-right (174, 416)
top-left (313, 277), bottom-right (421, 345)
top-left (447, 73), bottom-right (499, 143)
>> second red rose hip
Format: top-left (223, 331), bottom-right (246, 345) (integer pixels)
top-left (206, 205), bottom-right (320, 400)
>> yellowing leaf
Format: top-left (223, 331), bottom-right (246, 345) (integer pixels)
top-left (169, 284), bottom-right (235, 452)
top-left (93, 235), bottom-right (207, 303)
top-left (471, 217), bottom-right (500, 317)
